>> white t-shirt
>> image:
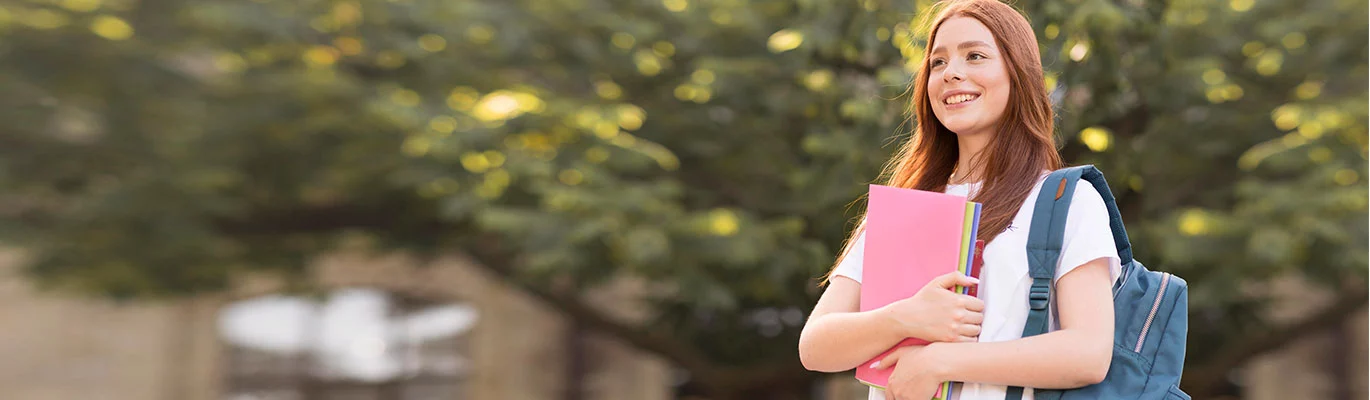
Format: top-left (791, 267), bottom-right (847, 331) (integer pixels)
top-left (832, 173), bottom-right (1122, 400)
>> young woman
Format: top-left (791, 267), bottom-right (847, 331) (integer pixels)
top-left (797, 1), bottom-right (1122, 400)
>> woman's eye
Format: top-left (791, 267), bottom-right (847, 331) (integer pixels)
top-left (968, 53), bottom-right (986, 60)
top-left (930, 59), bottom-right (946, 67)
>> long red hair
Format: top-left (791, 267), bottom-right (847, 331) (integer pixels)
top-left (824, 0), bottom-right (1062, 284)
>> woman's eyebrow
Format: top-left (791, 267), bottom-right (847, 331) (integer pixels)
top-left (931, 40), bottom-right (993, 54)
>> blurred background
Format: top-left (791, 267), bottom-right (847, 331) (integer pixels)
top-left (0, 0), bottom-right (1365, 399)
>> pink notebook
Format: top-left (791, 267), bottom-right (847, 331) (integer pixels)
top-left (855, 184), bottom-right (972, 390)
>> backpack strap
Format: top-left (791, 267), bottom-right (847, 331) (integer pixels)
top-left (1005, 165), bottom-right (1133, 400)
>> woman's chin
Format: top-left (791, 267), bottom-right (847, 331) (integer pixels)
top-left (942, 121), bottom-right (981, 135)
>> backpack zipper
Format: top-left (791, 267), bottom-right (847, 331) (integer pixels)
top-left (1134, 272), bottom-right (1171, 352)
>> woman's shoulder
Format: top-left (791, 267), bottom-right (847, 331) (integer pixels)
top-left (1066, 179), bottom-right (1111, 224)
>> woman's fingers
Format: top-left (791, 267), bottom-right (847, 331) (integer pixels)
top-left (872, 347), bottom-right (906, 370)
top-left (963, 310), bottom-right (985, 325)
top-left (959, 294), bottom-right (986, 312)
top-left (928, 272), bottom-right (980, 291)
top-left (956, 321), bottom-right (982, 337)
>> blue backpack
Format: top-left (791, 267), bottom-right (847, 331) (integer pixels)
top-left (1006, 165), bottom-right (1190, 400)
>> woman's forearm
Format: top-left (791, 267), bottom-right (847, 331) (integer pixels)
top-left (798, 307), bottom-right (909, 372)
top-left (932, 328), bottom-right (1111, 389)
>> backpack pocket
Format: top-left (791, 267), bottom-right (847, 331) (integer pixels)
top-left (1057, 344), bottom-right (1150, 398)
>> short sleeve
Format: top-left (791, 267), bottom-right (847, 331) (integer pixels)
top-left (831, 231), bottom-right (866, 283)
top-left (1055, 183), bottom-right (1123, 285)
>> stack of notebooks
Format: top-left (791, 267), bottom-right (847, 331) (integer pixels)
top-left (855, 184), bottom-right (985, 400)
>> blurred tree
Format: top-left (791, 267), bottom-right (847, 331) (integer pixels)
top-left (0, 0), bottom-right (1364, 398)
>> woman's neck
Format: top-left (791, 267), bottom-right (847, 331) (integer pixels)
top-left (953, 130), bottom-right (992, 184)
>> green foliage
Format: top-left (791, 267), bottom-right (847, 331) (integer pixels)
top-left (0, 0), bottom-right (1364, 395)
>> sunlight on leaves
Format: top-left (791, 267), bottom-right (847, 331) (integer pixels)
top-left (558, 169), bottom-right (584, 185)
top-left (1068, 40), bottom-right (1089, 62)
top-left (429, 116), bottom-right (457, 134)
top-left (802, 70), bottom-right (834, 91)
top-left (767, 29), bottom-right (804, 53)
top-left (1272, 104), bottom-right (1301, 130)
top-left (585, 147), bottom-right (610, 163)
top-left (61, 0), bottom-right (102, 12)
top-left (466, 24), bottom-right (495, 44)
top-left (1334, 169), bottom-right (1360, 186)
top-left (595, 80), bottom-right (623, 100)
top-left (1255, 51), bottom-right (1283, 76)
top-left (634, 50), bottom-right (663, 76)
top-left (1079, 127), bottom-right (1112, 152)
top-left (652, 41), bottom-right (676, 57)
top-left (1294, 81), bottom-right (1323, 100)
top-left (709, 209), bottom-right (740, 236)
top-left (691, 69), bottom-right (715, 85)
top-left (303, 46), bottom-right (340, 67)
top-left (1282, 32), bottom-right (1306, 49)
top-left (1202, 68), bottom-right (1227, 85)
top-left (1178, 209), bottom-right (1213, 236)
top-left (616, 105), bottom-right (646, 130)
top-left (472, 90), bottom-right (544, 121)
top-left (334, 37), bottom-right (364, 55)
top-left (611, 32), bottom-right (636, 50)
top-left (662, 0), bottom-right (688, 12)
top-left (1297, 121), bottom-right (1324, 139)
top-left (418, 34), bottom-right (446, 52)
top-left (1044, 24), bottom-right (1059, 40)
top-left (402, 136), bottom-right (431, 157)
top-left (1308, 146), bottom-right (1333, 163)
top-left (447, 87), bottom-right (479, 111)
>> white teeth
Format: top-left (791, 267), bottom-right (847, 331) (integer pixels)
top-left (945, 94), bottom-right (978, 104)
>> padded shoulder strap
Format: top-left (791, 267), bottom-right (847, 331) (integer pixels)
top-left (1022, 165), bottom-right (1135, 282)
top-left (1006, 165), bottom-right (1132, 400)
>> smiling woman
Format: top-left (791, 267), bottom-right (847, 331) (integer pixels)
top-left (800, 1), bottom-right (1122, 400)
top-left (927, 32), bottom-right (1010, 145)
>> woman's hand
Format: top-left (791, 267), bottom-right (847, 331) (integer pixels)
top-left (873, 343), bottom-right (952, 400)
top-left (881, 272), bottom-right (984, 343)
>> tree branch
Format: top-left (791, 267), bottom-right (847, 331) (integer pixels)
top-left (1182, 284), bottom-right (1369, 396)
top-left (459, 236), bottom-right (744, 392)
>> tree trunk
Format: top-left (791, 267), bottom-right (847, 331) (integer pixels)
top-left (564, 319), bottom-right (587, 400)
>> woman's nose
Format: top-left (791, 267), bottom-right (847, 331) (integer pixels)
top-left (943, 62), bottom-right (965, 82)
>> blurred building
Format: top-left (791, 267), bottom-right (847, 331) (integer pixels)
top-left (0, 250), bottom-right (672, 400)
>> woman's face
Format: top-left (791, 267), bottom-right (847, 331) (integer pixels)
top-left (927, 16), bottom-right (1012, 137)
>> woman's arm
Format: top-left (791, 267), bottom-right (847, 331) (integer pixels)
top-left (879, 258), bottom-right (1114, 393)
top-left (936, 257), bottom-right (1113, 387)
top-left (798, 276), bottom-right (909, 372)
top-left (800, 273), bottom-right (984, 373)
